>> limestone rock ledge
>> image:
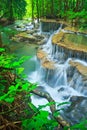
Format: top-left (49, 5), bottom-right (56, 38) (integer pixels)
top-left (12, 32), bottom-right (46, 45)
top-left (37, 50), bottom-right (47, 60)
top-left (69, 60), bottom-right (87, 77)
top-left (52, 31), bottom-right (87, 55)
top-left (37, 50), bottom-right (55, 70)
top-left (64, 27), bottom-right (87, 34)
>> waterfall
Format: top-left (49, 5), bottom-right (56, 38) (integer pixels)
top-left (52, 44), bottom-right (87, 62)
top-left (28, 23), bottom-right (87, 123)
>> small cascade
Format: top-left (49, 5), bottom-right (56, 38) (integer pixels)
top-left (41, 24), bottom-right (63, 60)
top-left (40, 20), bottom-right (60, 32)
top-left (52, 44), bottom-right (87, 62)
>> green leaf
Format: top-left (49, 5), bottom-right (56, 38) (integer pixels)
top-left (22, 82), bottom-right (29, 91)
top-left (5, 97), bottom-right (14, 103)
top-left (0, 48), bottom-right (5, 52)
top-left (16, 67), bottom-right (24, 74)
top-left (53, 111), bottom-right (60, 117)
top-left (28, 84), bottom-right (37, 91)
top-left (38, 102), bottom-right (55, 110)
top-left (9, 85), bottom-right (16, 91)
top-left (28, 102), bottom-right (38, 112)
top-left (70, 120), bottom-right (87, 130)
top-left (19, 56), bottom-right (31, 64)
top-left (57, 102), bottom-right (70, 107)
top-left (12, 61), bottom-right (20, 67)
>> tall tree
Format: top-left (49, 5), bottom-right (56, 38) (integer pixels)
top-left (31, 0), bottom-right (34, 23)
top-left (36, 0), bottom-right (39, 22)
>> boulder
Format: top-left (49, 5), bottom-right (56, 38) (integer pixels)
top-left (37, 50), bottom-right (55, 69)
top-left (62, 96), bottom-right (87, 125)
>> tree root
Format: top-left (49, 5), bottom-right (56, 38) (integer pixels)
top-left (31, 89), bottom-right (70, 128)
top-left (0, 115), bottom-right (21, 130)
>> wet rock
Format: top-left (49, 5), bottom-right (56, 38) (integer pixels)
top-left (68, 71), bottom-right (87, 95)
top-left (52, 31), bottom-right (87, 61)
top-left (62, 95), bottom-right (70, 100)
top-left (58, 87), bottom-right (65, 92)
top-left (12, 33), bottom-right (41, 44)
top-left (67, 66), bottom-right (75, 78)
top-left (40, 20), bottom-right (60, 32)
top-left (12, 29), bottom-right (46, 45)
top-left (26, 30), bottom-right (36, 35)
top-left (16, 33), bottom-right (37, 43)
top-left (33, 34), bottom-right (45, 40)
top-left (37, 50), bottom-right (47, 60)
top-left (37, 39), bottom-right (46, 45)
top-left (42, 60), bottom-right (55, 70)
top-left (63, 96), bottom-right (87, 125)
top-left (64, 26), bottom-right (87, 34)
top-left (37, 49), bottom-right (55, 70)
top-left (52, 31), bottom-right (64, 44)
top-left (69, 60), bottom-right (87, 77)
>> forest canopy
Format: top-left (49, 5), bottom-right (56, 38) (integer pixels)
top-left (0, 0), bottom-right (87, 23)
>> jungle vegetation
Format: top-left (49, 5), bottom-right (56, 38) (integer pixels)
top-left (0, 0), bottom-right (87, 130)
top-left (0, 0), bottom-right (87, 26)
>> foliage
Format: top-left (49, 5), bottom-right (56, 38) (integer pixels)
top-left (0, 0), bottom-right (87, 27)
top-left (0, 0), bottom-right (27, 20)
top-left (0, 47), bottom-right (59, 130)
top-left (22, 110), bottom-right (58, 130)
top-left (64, 120), bottom-right (87, 130)
top-left (0, 48), bottom-right (32, 103)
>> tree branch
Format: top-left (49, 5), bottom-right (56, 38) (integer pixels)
top-left (31, 89), bottom-right (70, 127)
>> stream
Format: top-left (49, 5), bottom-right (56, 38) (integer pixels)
top-left (4, 21), bottom-right (87, 125)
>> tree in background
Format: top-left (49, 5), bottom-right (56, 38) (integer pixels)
top-left (0, 0), bottom-right (87, 26)
top-left (0, 0), bottom-right (27, 21)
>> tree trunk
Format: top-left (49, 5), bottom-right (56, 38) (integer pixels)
top-left (9, 0), bottom-right (14, 21)
top-left (51, 0), bottom-right (54, 17)
top-left (36, 0), bottom-right (39, 23)
top-left (31, 0), bottom-right (34, 24)
top-left (0, 33), bottom-right (3, 47)
top-left (42, 0), bottom-right (44, 17)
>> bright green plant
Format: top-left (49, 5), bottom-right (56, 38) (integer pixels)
top-left (22, 110), bottom-right (58, 130)
top-left (0, 47), bottom-right (34, 103)
top-left (64, 120), bottom-right (87, 130)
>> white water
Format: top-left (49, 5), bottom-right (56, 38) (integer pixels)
top-left (28, 25), bottom-right (87, 111)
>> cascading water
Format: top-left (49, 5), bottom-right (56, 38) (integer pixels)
top-left (28, 23), bottom-right (87, 124)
